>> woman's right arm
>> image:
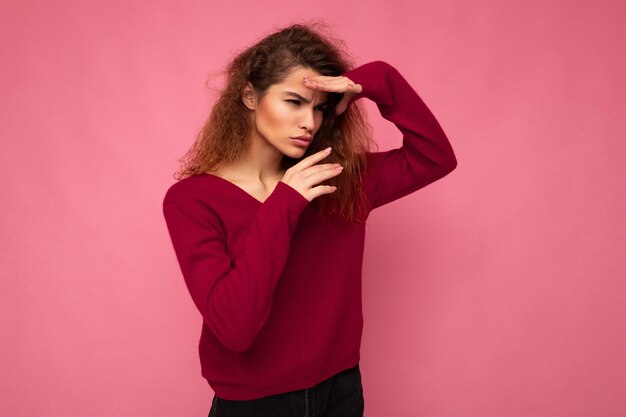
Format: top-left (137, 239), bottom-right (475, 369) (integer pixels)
top-left (162, 181), bottom-right (309, 353)
top-left (162, 149), bottom-right (341, 353)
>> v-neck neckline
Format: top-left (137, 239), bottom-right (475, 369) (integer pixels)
top-left (200, 172), bottom-right (267, 205)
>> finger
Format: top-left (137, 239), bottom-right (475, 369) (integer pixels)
top-left (335, 101), bottom-right (347, 116)
top-left (305, 76), bottom-right (359, 89)
top-left (305, 164), bottom-right (344, 186)
top-left (290, 147), bottom-right (333, 172)
top-left (302, 162), bottom-right (342, 179)
top-left (344, 81), bottom-right (362, 94)
top-left (335, 92), bottom-right (356, 116)
top-left (306, 75), bottom-right (349, 83)
top-left (304, 77), bottom-right (350, 90)
top-left (304, 81), bottom-right (347, 93)
top-left (310, 184), bottom-right (337, 199)
top-left (305, 80), bottom-right (362, 100)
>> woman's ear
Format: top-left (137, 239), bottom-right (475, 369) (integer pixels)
top-left (241, 82), bottom-right (257, 110)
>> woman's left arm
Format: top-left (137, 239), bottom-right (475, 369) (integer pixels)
top-left (339, 60), bottom-right (458, 211)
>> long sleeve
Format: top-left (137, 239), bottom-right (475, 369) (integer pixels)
top-left (162, 181), bottom-right (309, 353)
top-left (341, 60), bottom-right (457, 210)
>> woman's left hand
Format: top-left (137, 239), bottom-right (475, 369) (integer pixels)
top-left (303, 75), bottom-right (362, 116)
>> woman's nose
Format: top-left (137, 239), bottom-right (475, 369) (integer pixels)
top-left (298, 109), bottom-right (315, 131)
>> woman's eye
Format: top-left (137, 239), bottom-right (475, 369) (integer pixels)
top-left (287, 100), bottom-right (326, 112)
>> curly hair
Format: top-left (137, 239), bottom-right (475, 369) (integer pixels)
top-left (173, 20), bottom-right (376, 224)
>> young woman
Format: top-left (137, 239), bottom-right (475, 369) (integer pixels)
top-left (163, 22), bottom-right (457, 417)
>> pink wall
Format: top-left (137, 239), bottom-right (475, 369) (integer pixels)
top-left (2, 1), bottom-right (624, 416)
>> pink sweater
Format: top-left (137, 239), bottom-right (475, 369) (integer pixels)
top-left (162, 60), bottom-right (457, 400)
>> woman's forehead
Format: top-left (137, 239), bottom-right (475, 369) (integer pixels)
top-left (272, 67), bottom-right (327, 100)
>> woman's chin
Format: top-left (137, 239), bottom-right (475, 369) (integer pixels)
top-left (282, 146), bottom-right (308, 159)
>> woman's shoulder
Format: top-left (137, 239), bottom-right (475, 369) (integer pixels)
top-left (163, 172), bottom-right (225, 207)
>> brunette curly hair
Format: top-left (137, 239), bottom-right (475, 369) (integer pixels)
top-left (173, 20), bottom-right (376, 224)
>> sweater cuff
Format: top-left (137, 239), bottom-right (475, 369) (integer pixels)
top-left (341, 60), bottom-right (394, 107)
top-left (269, 181), bottom-right (310, 214)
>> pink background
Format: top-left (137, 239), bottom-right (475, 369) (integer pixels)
top-left (2, 1), bottom-right (625, 416)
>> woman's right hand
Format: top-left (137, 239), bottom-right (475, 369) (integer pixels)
top-left (280, 147), bottom-right (343, 202)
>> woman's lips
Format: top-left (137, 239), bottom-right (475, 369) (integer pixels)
top-left (290, 137), bottom-right (311, 147)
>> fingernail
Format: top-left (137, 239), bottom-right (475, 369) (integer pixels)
top-left (325, 147), bottom-right (332, 152)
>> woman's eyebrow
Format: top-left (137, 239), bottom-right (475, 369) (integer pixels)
top-left (283, 91), bottom-right (328, 105)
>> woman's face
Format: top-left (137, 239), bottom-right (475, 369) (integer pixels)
top-left (244, 66), bottom-right (329, 158)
